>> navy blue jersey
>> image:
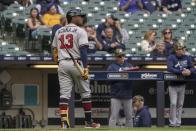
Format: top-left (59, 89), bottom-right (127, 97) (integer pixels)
top-left (107, 61), bottom-right (133, 99)
top-left (167, 54), bottom-right (196, 86)
top-left (101, 36), bottom-right (125, 53)
top-left (164, 40), bottom-right (174, 55)
top-left (134, 106), bottom-right (152, 127)
top-left (96, 23), bottom-right (121, 44)
top-left (87, 38), bottom-right (97, 54)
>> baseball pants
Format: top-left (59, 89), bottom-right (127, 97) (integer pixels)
top-left (58, 60), bottom-right (91, 100)
top-left (169, 84), bottom-right (185, 126)
top-left (109, 98), bottom-right (133, 128)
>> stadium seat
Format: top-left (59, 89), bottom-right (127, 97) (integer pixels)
top-left (1, 1), bottom-right (196, 56)
top-left (1, 9), bottom-right (18, 42)
top-left (8, 3), bottom-right (25, 15)
top-left (12, 15), bottom-right (28, 44)
top-left (37, 27), bottom-right (52, 53)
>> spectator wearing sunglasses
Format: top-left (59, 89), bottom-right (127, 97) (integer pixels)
top-left (161, 28), bottom-right (176, 55)
top-left (107, 49), bottom-right (139, 128)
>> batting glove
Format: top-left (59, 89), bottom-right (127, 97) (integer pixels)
top-left (82, 68), bottom-right (89, 80)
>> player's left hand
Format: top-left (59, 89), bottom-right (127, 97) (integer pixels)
top-left (82, 68), bottom-right (89, 80)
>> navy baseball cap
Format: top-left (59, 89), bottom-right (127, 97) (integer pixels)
top-left (66, 9), bottom-right (86, 17)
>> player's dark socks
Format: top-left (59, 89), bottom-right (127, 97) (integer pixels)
top-left (82, 98), bottom-right (92, 123)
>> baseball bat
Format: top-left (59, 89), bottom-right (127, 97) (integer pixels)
top-left (63, 46), bottom-right (84, 76)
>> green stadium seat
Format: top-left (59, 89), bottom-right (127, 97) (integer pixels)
top-left (12, 15), bottom-right (28, 46)
top-left (1, 9), bottom-right (18, 43)
top-left (8, 3), bottom-right (25, 15)
top-left (37, 27), bottom-right (52, 52)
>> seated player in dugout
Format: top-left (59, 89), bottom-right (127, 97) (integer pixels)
top-left (132, 95), bottom-right (152, 127)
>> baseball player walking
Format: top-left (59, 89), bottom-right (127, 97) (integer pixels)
top-left (167, 41), bottom-right (195, 127)
top-left (52, 9), bottom-right (100, 128)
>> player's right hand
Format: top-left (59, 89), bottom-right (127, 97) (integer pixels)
top-left (82, 68), bottom-right (89, 80)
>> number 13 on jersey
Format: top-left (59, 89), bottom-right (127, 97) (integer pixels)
top-left (59, 34), bottom-right (74, 49)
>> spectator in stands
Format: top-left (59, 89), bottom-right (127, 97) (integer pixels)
top-left (96, 14), bottom-right (122, 45)
top-left (132, 95), bottom-right (152, 127)
top-left (161, 28), bottom-right (176, 55)
top-left (0, 0), bottom-right (17, 6)
top-left (162, 0), bottom-right (182, 14)
top-left (61, 0), bottom-right (80, 2)
top-left (36, 0), bottom-right (64, 15)
top-left (85, 25), bottom-right (103, 54)
top-left (167, 41), bottom-right (195, 127)
top-left (115, 20), bottom-right (130, 44)
top-left (151, 43), bottom-right (167, 57)
top-left (119, 0), bottom-right (141, 13)
top-left (36, 0), bottom-right (60, 4)
top-left (17, 0), bottom-right (33, 7)
top-left (52, 15), bottom-right (67, 39)
top-left (101, 27), bottom-right (125, 53)
top-left (141, 30), bottom-right (157, 54)
top-left (43, 4), bottom-right (62, 27)
top-left (107, 48), bottom-right (134, 128)
top-left (27, 7), bottom-right (45, 39)
top-left (139, 0), bottom-right (161, 13)
top-left (0, 0), bottom-right (20, 10)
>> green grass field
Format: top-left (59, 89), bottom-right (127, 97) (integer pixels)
top-left (1, 127), bottom-right (196, 131)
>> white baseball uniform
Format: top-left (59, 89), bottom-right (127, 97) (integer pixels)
top-left (52, 23), bottom-right (91, 100)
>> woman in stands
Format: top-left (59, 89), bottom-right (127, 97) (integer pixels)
top-left (161, 27), bottom-right (176, 55)
top-left (27, 7), bottom-right (45, 39)
top-left (18, 0), bottom-right (33, 7)
top-left (36, 0), bottom-right (64, 15)
top-left (43, 4), bottom-right (62, 28)
top-left (140, 30), bottom-right (157, 54)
